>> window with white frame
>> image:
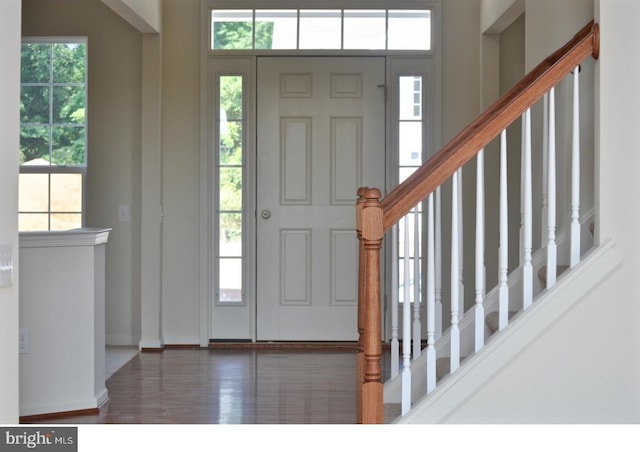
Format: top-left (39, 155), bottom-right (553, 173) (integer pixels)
top-left (211, 9), bottom-right (431, 51)
top-left (19, 39), bottom-right (87, 231)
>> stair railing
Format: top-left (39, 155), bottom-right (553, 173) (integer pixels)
top-left (356, 20), bottom-right (599, 424)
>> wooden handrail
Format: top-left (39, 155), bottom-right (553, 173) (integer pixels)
top-left (381, 20), bottom-right (599, 232)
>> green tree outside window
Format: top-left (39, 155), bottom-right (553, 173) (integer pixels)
top-left (20, 42), bottom-right (86, 166)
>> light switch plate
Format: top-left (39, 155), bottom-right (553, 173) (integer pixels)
top-left (118, 205), bottom-right (130, 223)
top-left (0, 244), bottom-right (13, 288)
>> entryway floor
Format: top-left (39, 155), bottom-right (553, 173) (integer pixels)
top-left (27, 346), bottom-right (392, 424)
top-left (105, 345), bottom-right (139, 380)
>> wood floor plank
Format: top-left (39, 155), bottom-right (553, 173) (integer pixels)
top-left (25, 348), bottom-right (392, 424)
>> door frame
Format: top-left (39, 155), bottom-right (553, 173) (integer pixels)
top-left (199, 1), bottom-right (443, 346)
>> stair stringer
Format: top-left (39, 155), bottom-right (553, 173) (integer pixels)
top-left (394, 239), bottom-right (620, 423)
top-left (383, 209), bottom-right (594, 405)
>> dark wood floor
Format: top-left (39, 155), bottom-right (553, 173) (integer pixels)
top-left (27, 346), bottom-right (392, 424)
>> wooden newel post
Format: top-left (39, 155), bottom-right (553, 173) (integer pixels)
top-left (358, 188), bottom-right (384, 424)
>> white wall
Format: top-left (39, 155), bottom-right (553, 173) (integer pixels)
top-left (160, 0), bottom-right (201, 344)
top-left (432, 0), bottom-right (640, 422)
top-left (101, 0), bottom-right (162, 33)
top-left (101, 0), bottom-right (164, 351)
top-left (524, 0), bottom-right (594, 69)
top-left (594, 0), bottom-right (640, 418)
top-left (22, 0), bottom-right (143, 346)
top-left (0, 0), bottom-right (21, 425)
top-left (139, 33), bottom-right (164, 350)
top-left (442, 0), bottom-right (482, 144)
top-left (481, 0), bottom-right (524, 33)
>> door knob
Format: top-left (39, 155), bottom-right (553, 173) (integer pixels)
top-left (261, 209), bottom-right (271, 220)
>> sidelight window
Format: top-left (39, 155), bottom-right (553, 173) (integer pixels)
top-left (397, 75), bottom-right (424, 303)
top-left (216, 74), bottom-right (245, 304)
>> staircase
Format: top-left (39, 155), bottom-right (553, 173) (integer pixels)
top-left (383, 222), bottom-right (596, 417)
top-left (382, 217), bottom-right (594, 421)
top-left (355, 20), bottom-right (601, 424)
top-left (394, 239), bottom-right (619, 423)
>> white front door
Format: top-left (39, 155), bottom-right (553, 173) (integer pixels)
top-left (256, 57), bottom-right (386, 340)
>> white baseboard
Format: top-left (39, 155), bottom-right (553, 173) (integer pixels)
top-left (20, 397), bottom-right (101, 417)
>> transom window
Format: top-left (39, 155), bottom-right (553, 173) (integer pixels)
top-left (211, 9), bottom-right (431, 51)
top-left (19, 38), bottom-right (87, 231)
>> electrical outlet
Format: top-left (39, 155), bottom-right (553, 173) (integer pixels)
top-left (19, 328), bottom-right (29, 354)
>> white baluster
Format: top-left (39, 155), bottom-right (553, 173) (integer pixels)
top-left (571, 66), bottom-right (581, 268)
top-left (475, 149), bottom-right (485, 353)
top-left (499, 129), bottom-right (509, 331)
top-left (523, 109), bottom-right (533, 310)
top-left (426, 193), bottom-right (436, 394)
top-left (458, 168), bottom-right (464, 321)
top-left (435, 187), bottom-right (443, 339)
top-left (450, 172), bottom-right (460, 372)
top-left (547, 87), bottom-right (558, 288)
top-left (541, 93), bottom-right (549, 247)
top-left (391, 225), bottom-right (399, 378)
top-left (520, 114), bottom-right (525, 265)
top-left (413, 206), bottom-right (422, 358)
top-left (402, 215), bottom-right (411, 415)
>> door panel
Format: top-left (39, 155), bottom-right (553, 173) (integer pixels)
top-left (256, 57), bottom-right (385, 340)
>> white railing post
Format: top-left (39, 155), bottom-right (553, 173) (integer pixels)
top-left (547, 87), bottom-right (558, 288)
top-left (571, 66), bottom-right (581, 268)
top-left (474, 149), bottom-right (485, 352)
top-left (413, 206), bottom-right (422, 358)
top-left (523, 109), bottom-right (533, 310)
top-left (426, 193), bottom-right (436, 394)
top-left (499, 129), bottom-right (509, 331)
top-left (390, 226), bottom-right (399, 378)
top-left (458, 168), bottom-right (464, 321)
top-left (450, 171), bottom-right (461, 372)
top-left (520, 114), bottom-right (525, 265)
top-left (541, 93), bottom-right (549, 247)
top-left (401, 215), bottom-right (411, 415)
top-left (435, 187), bottom-right (443, 339)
